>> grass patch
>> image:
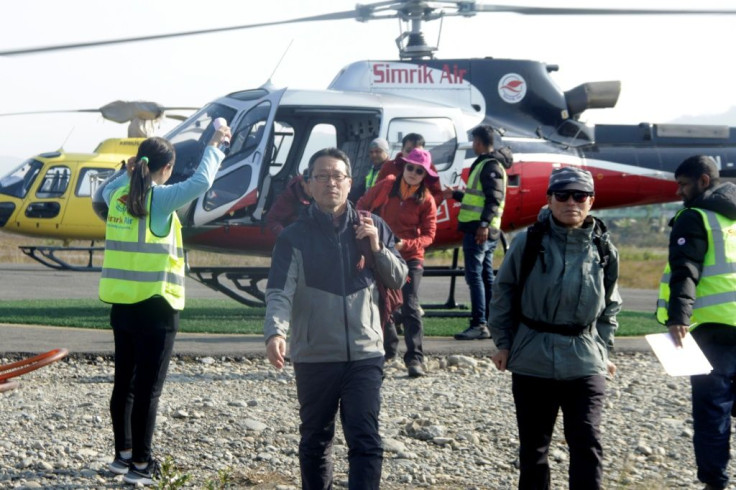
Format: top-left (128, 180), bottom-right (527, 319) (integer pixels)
top-left (0, 299), bottom-right (662, 337)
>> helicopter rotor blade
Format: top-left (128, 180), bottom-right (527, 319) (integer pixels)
top-left (0, 102), bottom-right (199, 123)
top-left (465, 3), bottom-right (736, 16)
top-left (0, 10), bottom-right (363, 56)
top-left (2, 1), bottom-right (734, 57)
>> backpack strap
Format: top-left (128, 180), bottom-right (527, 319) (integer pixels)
top-left (519, 219), bottom-right (548, 292)
top-left (591, 217), bottom-right (611, 268)
top-left (512, 219), bottom-right (548, 331)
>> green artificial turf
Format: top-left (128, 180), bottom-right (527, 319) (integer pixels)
top-left (0, 299), bottom-right (662, 337)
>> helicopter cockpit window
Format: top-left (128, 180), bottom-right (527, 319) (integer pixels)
top-left (202, 165), bottom-right (253, 212)
top-left (166, 103), bottom-right (237, 182)
top-left (36, 166), bottom-right (72, 198)
top-left (76, 168), bottom-right (116, 197)
top-left (0, 159), bottom-right (43, 199)
top-left (225, 101), bottom-right (272, 170)
top-left (387, 118), bottom-right (456, 171)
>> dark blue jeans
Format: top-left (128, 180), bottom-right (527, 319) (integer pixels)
top-left (294, 356), bottom-right (384, 490)
top-left (691, 327), bottom-right (736, 489)
top-left (512, 373), bottom-right (606, 490)
top-left (462, 232), bottom-right (497, 326)
top-left (384, 259), bottom-right (424, 366)
top-left (110, 296), bottom-right (178, 464)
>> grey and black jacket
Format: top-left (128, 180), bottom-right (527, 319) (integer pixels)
top-left (489, 208), bottom-right (622, 380)
top-left (263, 202), bottom-right (408, 363)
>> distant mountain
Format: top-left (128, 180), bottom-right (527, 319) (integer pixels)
top-left (670, 106), bottom-right (736, 126)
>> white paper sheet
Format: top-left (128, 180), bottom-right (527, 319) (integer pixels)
top-left (645, 332), bottom-right (713, 377)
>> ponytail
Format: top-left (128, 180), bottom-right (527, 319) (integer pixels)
top-left (126, 137), bottom-right (175, 218)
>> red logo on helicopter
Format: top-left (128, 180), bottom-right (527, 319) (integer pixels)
top-left (498, 73), bottom-right (527, 104)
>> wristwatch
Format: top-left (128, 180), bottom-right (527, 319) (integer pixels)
top-left (480, 221), bottom-right (489, 228)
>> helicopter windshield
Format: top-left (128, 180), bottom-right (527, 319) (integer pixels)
top-left (0, 159), bottom-right (43, 198)
top-left (165, 103), bottom-right (237, 182)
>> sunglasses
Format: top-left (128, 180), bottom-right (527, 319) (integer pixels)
top-left (404, 164), bottom-right (426, 175)
top-left (551, 191), bottom-right (593, 203)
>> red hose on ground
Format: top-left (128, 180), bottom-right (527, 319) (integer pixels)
top-left (0, 348), bottom-right (69, 382)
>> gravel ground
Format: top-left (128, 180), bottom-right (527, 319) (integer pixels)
top-left (0, 351), bottom-right (709, 489)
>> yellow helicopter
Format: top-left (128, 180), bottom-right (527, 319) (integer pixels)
top-left (0, 101), bottom-right (194, 270)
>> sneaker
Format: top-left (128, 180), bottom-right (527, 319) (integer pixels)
top-left (454, 325), bottom-right (491, 340)
top-left (108, 456), bottom-right (132, 475)
top-left (407, 363), bottom-right (426, 378)
top-left (123, 459), bottom-right (161, 486)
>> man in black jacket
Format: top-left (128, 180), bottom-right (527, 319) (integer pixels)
top-left (444, 125), bottom-right (509, 340)
top-left (264, 148), bottom-right (407, 489)
top-left (656, 155), bottom-right (736, 490)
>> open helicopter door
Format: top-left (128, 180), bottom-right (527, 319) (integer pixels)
top-left (191, 89), bottom-right (286, 226)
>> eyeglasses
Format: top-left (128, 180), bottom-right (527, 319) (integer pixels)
top-left (551, 191), bottom-right (593, 203)
top-left (311, 173), bottom-right (350, 183)
top-left (404, 164), bottom-right (426, 176)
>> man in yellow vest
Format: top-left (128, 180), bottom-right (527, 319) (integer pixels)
top-left (444, 125), bottom-right (509, 340)
top-left (348, 137), bottom-right (390, 203)
top-left (657, 155), bottom-right (736, 490)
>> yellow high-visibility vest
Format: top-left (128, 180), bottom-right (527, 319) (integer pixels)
top-left (458, 158), bottom-right (506, 229)
top-left (99, 185), bottom-right (186, 310)
top-left (365, 166), bottom-right (381, 189)
top-left (656, 208), bottom-right (736, 329)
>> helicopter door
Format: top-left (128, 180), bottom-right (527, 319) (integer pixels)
top-left (192, 89), bottom-right (285, 226)
top-left (22, 164), bottom-right (72, 235)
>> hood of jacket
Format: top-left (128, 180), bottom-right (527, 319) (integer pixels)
top-left (687, 182), bottom-right (736, 220)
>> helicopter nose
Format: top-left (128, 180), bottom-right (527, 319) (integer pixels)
top-left (0, 202), bottom-right (15, 227)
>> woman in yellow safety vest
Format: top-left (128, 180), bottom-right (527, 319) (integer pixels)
top-left (99, 125), bottom-right (230, 486)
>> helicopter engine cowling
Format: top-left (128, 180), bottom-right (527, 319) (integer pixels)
top-left (564, 81), bottom-right (621, 120)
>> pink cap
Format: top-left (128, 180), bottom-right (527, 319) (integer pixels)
top-left (402, 148), bottom-right (438, 179)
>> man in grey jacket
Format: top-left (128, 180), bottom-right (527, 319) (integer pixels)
top-left (489, 166), bottom-right (621, 489)
top-left (264, 147), bottom-right (407, 490)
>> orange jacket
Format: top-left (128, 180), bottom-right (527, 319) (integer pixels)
top-left (357, 175), bottom-right (437, 262)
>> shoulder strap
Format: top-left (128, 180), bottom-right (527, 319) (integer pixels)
top-left (591, 217), bottom-right (611, 268)
top-left (512, 219), bottom-right (548, 331)
top-left (519, 219), bottom-right (548, 291)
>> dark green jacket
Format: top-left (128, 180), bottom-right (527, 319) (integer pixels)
top-left (489, 209), bottom-right (622, 380)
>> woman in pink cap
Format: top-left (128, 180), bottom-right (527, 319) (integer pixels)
top-left (357, 148), bottom-right (437, 377)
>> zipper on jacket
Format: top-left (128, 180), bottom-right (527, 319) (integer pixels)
top-left (336, 226), bottom-right (351, 362)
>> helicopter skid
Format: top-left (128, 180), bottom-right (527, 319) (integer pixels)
top-left (19, 245), bottom-right (104, 272)
top-left (188, 266), bottom-right (269, 308)
top-left (188, 263), bottom-right (474, 318)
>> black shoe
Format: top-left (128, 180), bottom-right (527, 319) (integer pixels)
top-left (407, 364), bottom-right (426, 377)
top-left (108, 455), bottom-right (132, 475)
top-left (454, 325), bottom-right (491, 340)
top-left (123, 459), bottom-right (161, 486)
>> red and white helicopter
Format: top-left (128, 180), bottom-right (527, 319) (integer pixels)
top-left (3, 1), bottom-right (736, 306)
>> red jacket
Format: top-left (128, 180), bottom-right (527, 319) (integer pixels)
top-left (356, 175), bottom-right (437, 262)
top-left (265, 175), bottom-right (311, 235)
top-left (376, 153), bottom-right (444, 207)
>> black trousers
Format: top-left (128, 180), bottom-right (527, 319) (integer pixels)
top-left (384, 259), bottom-right (424, 366)
top-left (109, 296), bottom-right (178, 463)
top-left (294, 356), bottom-right (384, 490)
top-left (511, 373), bottom-right (606, 490)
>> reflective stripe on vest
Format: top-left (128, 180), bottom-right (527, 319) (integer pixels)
top-left (458, 158), bottom-right (506, 229)
top-left (99, 185), bottom-right (186, 309)
top-left (656, 208), bottom-right (736, 328)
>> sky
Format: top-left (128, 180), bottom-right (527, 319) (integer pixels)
top-left (1, 0), bottom-right (735, 175)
